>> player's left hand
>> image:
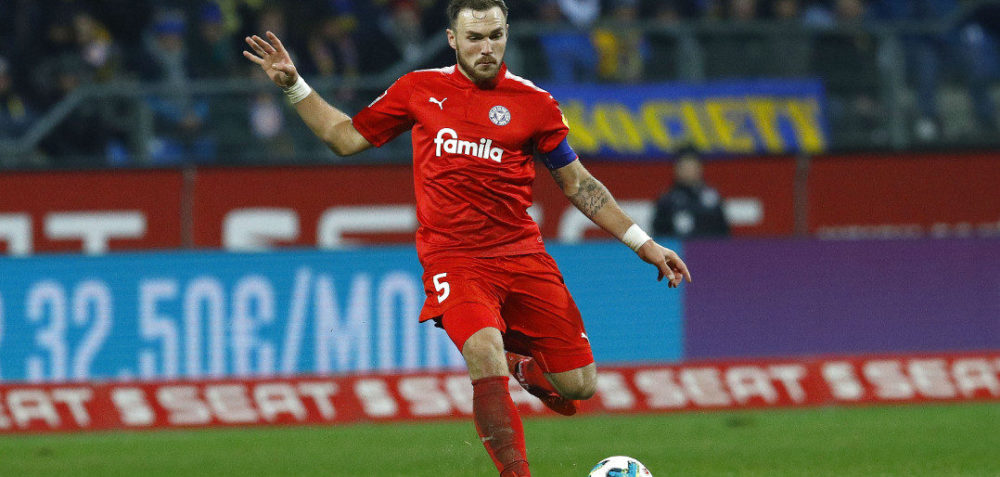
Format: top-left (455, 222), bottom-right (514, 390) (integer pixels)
top-left (637, 240), bottom-right (692, 288)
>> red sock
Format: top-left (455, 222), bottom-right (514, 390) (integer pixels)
top-left (472, 376), bottom-right (530, 477)
top-left (515, 355), bottom-right (557, 394)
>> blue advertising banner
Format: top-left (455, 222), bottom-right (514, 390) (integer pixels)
top-left (544, 80), bottom-right (828, 157)
top-left (0, 243), bottom-right (684, 383)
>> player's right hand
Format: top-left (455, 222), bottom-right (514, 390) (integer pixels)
top-left (243, 31), bottom-right (298, 88)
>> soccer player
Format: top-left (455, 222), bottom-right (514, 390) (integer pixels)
top-left (243, 1), bottom-right (691, 475)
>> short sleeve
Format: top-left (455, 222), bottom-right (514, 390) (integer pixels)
top-left (533, 94), bottom-right (570, 155)
top-left (352, 74), bottom-right (416, 147)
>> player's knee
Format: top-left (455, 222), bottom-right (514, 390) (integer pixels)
top-left (560, 378), bottom-right (596, 400)
top-left (461, 328), bottom-right (507, 378)
top-left (551, 366), bottom-right (597, 400)
top-left (462, 331), bottom-right (503, 357)
top-left (463, 339), bottom-right (503, 363)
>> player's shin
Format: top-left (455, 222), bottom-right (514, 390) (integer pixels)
top-left (471, 376), bottom-right (530, 477)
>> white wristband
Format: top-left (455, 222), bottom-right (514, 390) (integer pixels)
top-left (621, 224), bottom-right (652, 252)
top-left (282, 75), bottom-right (312, 104)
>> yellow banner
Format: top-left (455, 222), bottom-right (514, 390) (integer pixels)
top-left (545, 82), bottom-right (828, 156)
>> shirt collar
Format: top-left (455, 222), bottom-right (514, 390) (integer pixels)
top-left (451, 62), bottom-right (507, 90)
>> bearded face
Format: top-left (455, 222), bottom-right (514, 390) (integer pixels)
top-left (447, 7), bottom-right (507, 85)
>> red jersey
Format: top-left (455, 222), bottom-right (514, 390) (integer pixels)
top-left (352, 63), bottom-right (570, 262)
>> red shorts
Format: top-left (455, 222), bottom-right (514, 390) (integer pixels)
top-left (419, 253), bottom-right (594, 374)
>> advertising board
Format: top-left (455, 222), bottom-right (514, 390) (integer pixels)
top-left (0, 244), bottom-right (683, 383)
top-left (4, 153), bottom-right (996, 255)
top-left (2, 352), bottom-right (996, 433)
top-left (684, 237), bottom-right (1000, 359)
top-left (0, 170), bottom-right (183, 254)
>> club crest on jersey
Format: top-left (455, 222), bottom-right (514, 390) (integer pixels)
top-left (489, 105), bottom-right (511, 126)
top-left (434, 128), bottom-right (503, 162)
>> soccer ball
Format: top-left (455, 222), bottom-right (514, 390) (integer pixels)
top-left (588, 455), bottom-right (652, 476)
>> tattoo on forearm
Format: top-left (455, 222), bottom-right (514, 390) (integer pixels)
top-left (570, 177), bottom-right (611, 218)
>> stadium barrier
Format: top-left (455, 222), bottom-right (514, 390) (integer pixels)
top-left (1, 351), bottom-right (997, 433)
top-left (4, 238), bottom-right (996, 386)
top-left (1, 236), bottom-right (996, 432)
top-left (1, 152), bottom-right (997, 255)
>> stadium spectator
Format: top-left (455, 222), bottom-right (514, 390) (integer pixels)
top-left (183, 3), bottom-right (257, 162)
top-left (230, 3), bottom-right (297, 161)
top-left (71, 8), bottom-right (136, 164)
top-left (5, 0), bottom-right (1000, 168)
top-left (767, 0), bottom-right (812, 77)
top-left (592, 0), bottom-right (648, 82)
top-left (871, 0), bottom-right (960, 141)
top-left (245, 89), bottom-right (296, 159)
top-left (188, 2), bottom-right (239, 79)
top-left (536, 0), bottom-right (598, 84)
top-left (245, 4), bottom-right (293, 62)
top-left (139, 10), bottom-right (216, 164)
top-left (873, 0), bottom-right (999, 138)
top-left (0, 56), bottom-right (34, 141)
top-left (302, 6), bottom-right (361, 102)
top-left (642, 0), bottom-right (684, 80)
top-left (302, 8), bottom-right (361, 79)
top-left (72, 10), bottom-right (124, 83)
top-left (652, 146), bottom-right (730, 238)
top-left (36, 54), bottom-right (118, 164)
top-left (703, 0), bottom-right (775, 78)
top-left (811, 0), bottom-right (885, 144)
top-left (379, 0), bottom-right (426, 63)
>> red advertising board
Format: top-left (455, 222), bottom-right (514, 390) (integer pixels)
top-left (2, 152), bottom-right (998, 255)
top-left (0, 169), bottom-right (183, 254)
top-left (2, 351), bottom-right (997, 433)
top-left (191, 165), bottom-right (418, 248)
top-left (808, 152), bottom-right (1000, 238)
top-left (189, 158), bottom-right (797, 249)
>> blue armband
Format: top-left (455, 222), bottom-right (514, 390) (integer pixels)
top-left (540, 138), bottom-right (578, 170)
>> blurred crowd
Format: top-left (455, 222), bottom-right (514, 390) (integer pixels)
top-left (1, 0), bottom-right (999, 166)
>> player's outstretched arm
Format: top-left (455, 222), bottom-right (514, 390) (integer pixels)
top-left (243, 31), bottom-right (371, 156)
top-left (549, 159), bottom-right (692, 288)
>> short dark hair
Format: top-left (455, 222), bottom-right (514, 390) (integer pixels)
top-left (447, 0), bottom-right (509, 27)
top-left (674, 144), bottom-right (700, 160)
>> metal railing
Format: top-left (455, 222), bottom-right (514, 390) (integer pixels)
top-left (2, 3), bottom-right (998, 169)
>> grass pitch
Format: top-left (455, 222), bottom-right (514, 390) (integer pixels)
top-left (1, 403), bottom-right (997, 476)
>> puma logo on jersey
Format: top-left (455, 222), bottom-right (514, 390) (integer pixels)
top-left (434, 128), bottom-right (503, 162)
top-left (428, 97), bottom-right (447, 109)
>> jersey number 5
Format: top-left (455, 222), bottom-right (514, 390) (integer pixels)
top-left (433, 273), bottom-right (450, 303)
